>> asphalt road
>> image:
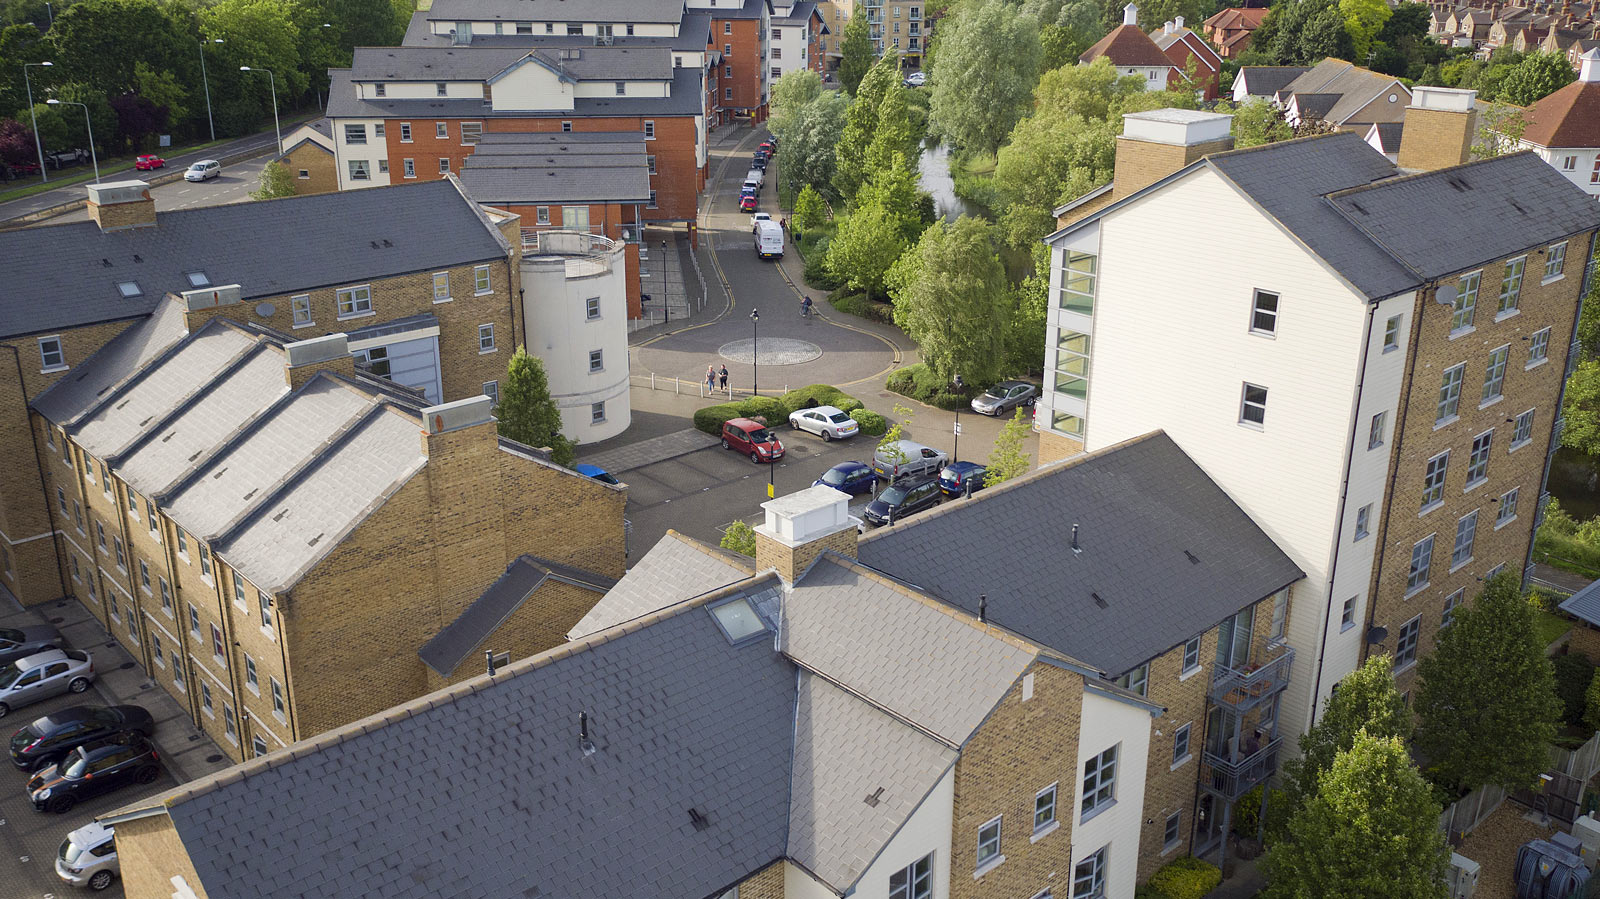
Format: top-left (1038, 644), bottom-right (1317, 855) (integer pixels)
top-left (48, 158), bottom-right (268, 225)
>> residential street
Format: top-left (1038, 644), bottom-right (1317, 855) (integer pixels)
top-left (48, 158), bottom-right (268, 225)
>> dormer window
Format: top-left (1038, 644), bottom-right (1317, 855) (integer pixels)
top-left (186, 271), bottom-right (210, 288)
top-left (117, 280), bottom-right (141, 298)
top-left (375, 82), bottom-right (386, 97)
top-left (436, 82), bottom-right (447, 96)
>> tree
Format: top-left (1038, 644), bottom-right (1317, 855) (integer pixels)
top-left (928, 0), bottom-right (1041, 155)
top-left (887, 215), bottom-right (1010, 385)
top-left (1222, 97), bottom-right (1295, 147)
top-left (0, 117), bottom-right (32, 165)
top-left (794, 184), bottom-right (826, 232)
top-left (838, 3), bottom-right (873, 96)
top-left (985, 408), bottom-right (1033, 487)
top-left (1003, 242), bottom-right (1051, 376)
top-left (252, 160), bottom-right (297, 199)
top-left (864, 82), bottom-right (922, 173)
top-left (1278, 655), bottom-right (1412, 829)
top-left (132, 61), bottom-right (187, 126)
top-left (1250, 0), bottom-right (1354, 65)
top-left (1339, 0), bottom-right (1391, 66)
top-left (202, 0), bottom-right (309, 99)
top-left (876, 402), bottom-right (915, 467)
top-left (1023, 0), bottom-right (1105, 70)
top-left (497, 346), bottom-right (576, 467)
top-left (834, 53), bottom-right (901, 201)
top-left (1564, 359), bottom-right (1600, 455)
top-left (110, 92), bottom-right (167, 150)
top-left (54, 81), bottom-right (114, 153)
top-left (826, 195), bottom-right (916, 298)
top-left (25, 101), bottom-right (65, 151)
top-left (1262, 730), bottom-right (1450, 899)
top-left (47, 0), bottom-right (192, 99)
top-left (1415, 570), bottom-right (1562, 793)
top-left (720, 520), bottom-right (756, 556)
top-left (777, 90), bottom-right (848, 200)
top-left (770, 68), bottom-right (824, 139)
top-left (1500, 51), bottom-right (1576, 106)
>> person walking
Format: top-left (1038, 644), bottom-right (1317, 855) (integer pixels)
top-left (718, 364), bottom-right (729, 391)
top-left (706, 364), bottom-right (717, 393)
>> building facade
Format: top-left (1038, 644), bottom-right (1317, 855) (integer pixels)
top-left (1518, 48), bottom-right (1600, 198)
top-left (770, 1), bottom-right (828, 82)
top-left (865, 0), bottom-right (928, 65)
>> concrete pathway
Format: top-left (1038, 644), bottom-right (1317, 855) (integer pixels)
top-left (1532, 563), bottom-right (1594, 595)
top-left (581, 427), bottom-right (719, 474)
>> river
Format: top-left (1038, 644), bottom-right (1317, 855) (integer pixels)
top-left (917, 142), bottom-right (980, 222)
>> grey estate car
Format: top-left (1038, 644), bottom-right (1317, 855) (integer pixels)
top-left (0, 650), bottom-right (95, 718)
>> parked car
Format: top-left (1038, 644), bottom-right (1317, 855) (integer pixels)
top-left (872, 439), bottom-right (948, 481)
top-left (971, 380), bottom-right (1038, 416)
top-left (903, 71), bottom-right (927, 87)
top-left (721, 417), bottom-right (784, 464)
top-left (752, 154), bottom-right (768, 170)
top-left (46, 148), bottom-right (87, 168)
top-left (10, 705), bottom-right (155, 772)
top-left (56, 821), bottom-right (119, 891)
top-left (0, 624), bottom-right (64, 666)
top-left (184, 159), bottom-right (221, 182)
top-left (133, 154), bottom-right (165, 171)
top-left (739, 194), bottom-right (758, 212)
top-left (788, 405), bottom-right (859, 441)
top-left (27, 734), bottom-right (161, 814)
top-left (754, 219), bottom-right (785, 258)
top-left (0, 650), bottom-right (94, 719)
top-left (862, 474), bottom-right (942, 526)
top-left (814, 461), bottom-right (877, 495)
top-left (750, 211), bottom-right (772, 230)
top-left (759, 139), bottom-right (776, 153)
top-left (939, 461), bottom-right (989, 497)
top-left (745, 167), bottom-right (765, 188)
top-left (574, 463), bottom-right (620, 485)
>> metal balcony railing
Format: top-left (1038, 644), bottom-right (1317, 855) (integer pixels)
top-left (1203, 736), bottom-right (1283, 801)
top-left (1210, 644), bottom-right (1294, 713)
top-left (520, 230), bottom-right (619, 278)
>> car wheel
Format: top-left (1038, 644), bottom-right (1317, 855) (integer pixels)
top-left (721, 438), bottom-right (731, 449)
top-left (0, 703), bottom-right (9, 719)
top-left (48, 794), bottom-right (75, 814)
top-left (88, 870), bottom-right (115, 891)
top-left (134, 766), bottom-right (159, 785)
top-left (750, 452), bottom-right (761, 464)
top-left (68, 677), bottom-right (90, 693)
top-left (790, 419), bottom-right (800, 430)
top-left (822, 431), bottom-right (832, 442)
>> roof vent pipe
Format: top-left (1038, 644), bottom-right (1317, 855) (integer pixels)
top-left (979, 594), bottom-right (988, 623)
top-left (1071, 523), bottom-right (1081, 554)
top-left (579, 711), bottom-right (597, 756)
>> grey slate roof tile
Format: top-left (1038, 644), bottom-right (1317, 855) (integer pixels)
top-left (1562, 581), bottom-right (1600, 626)
top-left (1234, 66), bottom-right (1310, 98)
top-left (568, 531), bottom-right (753, 639)
top-left (423, 0), bottom-right (689, 24)
top-left (856, 432), bottom-right (1303, 675)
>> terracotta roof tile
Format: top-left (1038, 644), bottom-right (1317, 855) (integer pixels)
top-left (1079, 23), bottom-right (1176, 68)
top-left (1522, 79), bottom-right (1600, 147)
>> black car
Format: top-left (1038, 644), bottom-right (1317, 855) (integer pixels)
top-left (0, 625), bottom-right (64, 667)
top-left (862, 475), bottom-right (942, 527)
top-left (752, 154), bottom-right (768, 170)
top-left (10, 705), bottom-right (155, 771)
top-left (27, 734), bottom-right (161, 814)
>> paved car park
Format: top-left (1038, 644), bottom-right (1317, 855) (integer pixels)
top-left (0, 595), bottom-right (232, 898)
top-left (47, 157), bottom-right (268, 226)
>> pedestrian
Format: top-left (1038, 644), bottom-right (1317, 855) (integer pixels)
top-left (718, 365), bottom-right (729, 390)
top-left (707, 364), bottom-right (717, 393)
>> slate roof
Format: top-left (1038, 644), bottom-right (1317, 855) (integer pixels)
top-left (419, 555), bottom-right (618, 677)
top-left (1233, 66), bottom-right (1310, 98)
top-left (1366, 121), bottom-right (1405, 155)
top-left (0, 178), bottom-right (505, 339)
top-left (325, 66), bottom-right (706, 118)
top-left (349, 46), bottom-right (533, 81)
top-left (567, 530), bottom-right (753, 639)
top-left (1561, 580), bottom-right (1600, 626)
top-left (458, 131), bottom-right (652, 203)
top-left (1521, 78), bottom-right (1600, 147)
top-left (1080, 23), bottom-right (1176, 67)
top-left (1291, 92), bottom-right (1339, 121)
top-left (1278, 58), bottom-right (1407, 125)
top-left (424, 0), bottom-right (689, 24)
top-left (403, 10), bottom-right (713, 51)
top-left (782, 555), bottom-right (1038, 745)
top-left (857, 432), bottom-right (1303, 675)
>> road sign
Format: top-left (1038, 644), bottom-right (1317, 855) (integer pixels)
top-left (767, 482), bottom-right (775, 498)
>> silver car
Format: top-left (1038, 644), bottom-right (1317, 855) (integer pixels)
top-left (788, 405), bottom-right (860, 441)
top-left (0, 624), bottom-right (65, 666)
top-left (57, 821), bottom-right (118, 890)
top-left (0, 649), bottom-right (95, 718)
top-left (872, 439), bottom-right (948, 481)
top-left (971, 380), bottom-right (1038, 416)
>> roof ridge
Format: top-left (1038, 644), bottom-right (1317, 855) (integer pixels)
top-left (787, 659), bottom-right (962, 750)
top-left (124, 572), bottom-right (781, 815)
top-left (30, 302), bottom-right (187, 427)
top-left (62, 315), bottom-right (230, 436)
top-left (664, 528), bottom-right (758, 573)
top-left (105, 335), bottom-right (276, 466)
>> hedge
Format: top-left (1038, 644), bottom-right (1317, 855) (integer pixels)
top-left (885, 362), bottom-right (980, 412)
top-left (692, 386), bottom-right (882, 436)
top-left (1555, 653), bottom-right (1596, 728)
top-left (829, 290), bottom-right (896, 324)
top-left (778, 384), bottom-right (864, 413)
top-left (853, 409), bottom-right (888, 436)
top-left (1142, 856), bottom-right (1222, 899)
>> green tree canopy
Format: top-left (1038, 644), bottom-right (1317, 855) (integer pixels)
top-left (1564, 358), bottom-right (1600, 456)
top-left (825, 192), bottom-right (916, 299)
top-left (984, 408), bottom-right (1034, 487)
top-left (928, 0), bottom-right (1041, 155)
top-left (794, 184), bottom-right (826, 232)
top-left (497, 346), bottom-right (575, 467)
top-left (886, 214), bottom-right (1010, 385)
top-left (834, 53), bottom-right (901, 201)
top-left (1250, 0), bottom-right (1355, 65)
top-left (838, 3), bottom-right (873, 95)
top-left (1339, 0), bottom-right (1391, 65)
top-left (1499, 51), bottom-right (1577, 106)
top-left (777, 89), bottom-right (848, 199)
top-left (48, 0), bottom-right (192, 99)
top-left (1279, 654), bottom-right (1412, 830)
top-left (769, 68), bottom-right (824, 138)
top-left (1262, 730), bottom-right (1450, 899)
top-left (252, 160), bottom-right (296, 199)
top-left (1415, 570), bottom-right (1562, 793)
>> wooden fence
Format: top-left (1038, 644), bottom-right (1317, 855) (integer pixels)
top-left (1439, 731), bottom-right (1600, 842)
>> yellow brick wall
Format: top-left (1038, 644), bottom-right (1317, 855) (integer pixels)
top-left (739, 861), bottom-right (786, 899)
top-left (1110, 136), bottom-right (1234, 204)
top-left (949, 661), bottom-right (1084, 899)
top-left (425, 578), bottom-right (609, 691)
top-left (754, 524), bottom-right (858, 583)
top-left (113, 813), bottom-right (213, 899)
top-left (88, 197), bottom-right (156, 231)
top-left (1396, 109), bottom-right (1475, 172)
top-left (1136, 626), bottom-right (1221, 880)
top-left (280, 143), bottom-right (338, 196)
top-left (1367, 235), bottom-right (1591, 694)
top-left (1569, 623), bottom-right (1600, 664)
top-left (1036, 431), bottom-right (1084, 467)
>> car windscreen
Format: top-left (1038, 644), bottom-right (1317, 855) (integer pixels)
top-left (828, 412), bottom-right (852, 423)
top-left (880, 486), bottom-right (908, 504)
top-left (747, 428), bottom-right (773, 443)
top-left (821, 468), bottom-right (852, 486)
top-left (0, 665), bottom-right (22, 688)
top-left (187, 163), bottom-right (206, 170)
top-left (983, 387), bottom-right (1007, 399)
top-left (61, 752), bottom-right (89, 779)
top-left (0, 627), bottom-right (22, 644)
top-left (60, 837), bottom-right (83, 864)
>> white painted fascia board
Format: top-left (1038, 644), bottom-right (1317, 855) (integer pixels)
top-left (345, 325), bottom-right (441, 353)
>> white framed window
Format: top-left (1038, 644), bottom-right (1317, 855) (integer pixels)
top-left (435, 83), bottom-right (447, 97)
top-left (198, 544), bottom-right (212, 580)
top-left (1467, 430), bottom-right (1492, 486)
top-left (591, 401), bottom-right (606, 423)
top-left (188, 603), bottom-right (200, 637)
top-left (435, 121), bottom-right (449, 139)
top-left (1487, 562), bottom-right (1507, 579)
top-left (1511, 408), bottom-right (1536, 449)
top-left (377, 160), bottom-right (388, 174)
top-left (1270, 590), bottom-right (1288, 640)
top-left (223, 704), bottom-right (237, 742)
top-left (1564, 155), bottom-right (1578, 170)
top-left (373, 123), bottom-right (384, 137)
top-left (1114, 663), bottom-right (1148, 697)
top-left (460, 122), bottom-right (482, 144)
top-left (1173, 722), bottom-right (1192, 764)
top-left (37, 336), bottom-right (65, 372)
top-left (724, 20), bottom-right (732, 33)
top-left (347, 159), bottom-right (371, 181)
top-left (138, 559), bottom-right (150, 592)
top-left (433, 272), bottom-right (451, 302)
top-left (438, 157), bottom-right (451, 174)
top-left (644, 120), bottom-right (655, 139)
top-left (647, 154), bottom-right (657, 175)
top-left (474, 265), bottom-right (491, 294)
top-left (252, 734), bottom-right (269, 757)
top-left (615, 81), bottom-right (626, 95)
top-left (210, 623), bottom-right (224, 661)
top-left (648, 189), bottom-right (658, 209)
top-left (100, 461), bottom-right (111, 496)
top-left (1497, 257), bottom-right (1525, 314)
top-left (976, 815), bottom-right (1002, 870)
top-left (889, 854), bottom-right (932, 899)
top-left (1452, 510), bottom-right (1478, 569)
top-left (337, 285), bottom-right (373, 318)
top-left (343, 123), bottom-right (366, 144)
top-left (1341, 596), bottom-right (1357, 630)
top-left (1355, 502), bottom-right (1372, 539)
top-left (479, 324), bottom-right (496, 353)
top-left (271, 677), bottom-right (286, 720)
top-left (1073, 846), bottom-right (1107, 899)
top-left (1181, 636), bottom-right (1201, 675)
top-left (245, 655), bottom-right (259, 692)
top-left (1497, 487), bottom-right (1519, 527)
top-left (1546, 242), bottom-right (1567, 280)
top-left (144, 501), bottom-right (158, 533)
top-left (232, 571), bottom-right (249, 610)
top-left (1250, 289), bottom-right (1279, 336)
top-left (159, 577), bottom-right (172, 614)
top-left (1369, 411), bottom-right (1386, 449)
top-left (1438, 363), bottom-right (1465, 423)
top-left (586, 296), bottom-right (601, 320)
top-left (1239, 382), bottom-right (1268, 427)
top-left (1422, 451), bottom-right (1449, 510)
top-left (113, 537), bottom-right (125, 570)
top-left (536, 206), bottom-right (551, 224)
top-left (403, 158), bottom-right (415, 178)
top-left (1081, 744), bottom-right (1117, 819)
top-left (482, 380), bottom-right (499, 407)
top-left (1443, 588), bottom-right (1464, 627)
top-left (1482, 345), bottom-right (1509, 403)
top-left (96, 520), bottom-right (106, 549)
top-left (589, 349), bottom-right (604, 372)
top-left (399, 122), bottom-right (412, 142)
top-left (200, 681), bottom-right (213, 714)
top-left (291, 294), bottom-right (312, 327)
top-left (561, 120), bottom-right (572, 132)
top-left (152, 632), bottom-right (163, 664)
top-left (1164, 811), bottom-right (1183, 851)
top-left (176, 529), bottom-right (188, 557)
top-left (259, 590), bottom-right (274, 633)
top-left (1383, 314), bottom-right (1402, 351)
top-left (1451, 271), bottom-right (1479, 332)
top-left (1529, 327), bottom-right (1551, 367)
top-left (1406, 535), bottom-right (1434, 594)
top-left (171, 653), bottom-right (184, 689)
top-left (1394, 615), bottom-right (1421, 668)
top-left (1034, 784), bottom-right (1058, 834)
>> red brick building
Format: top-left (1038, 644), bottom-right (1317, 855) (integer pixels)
top-left (698, 0), bottom-right (774, 122)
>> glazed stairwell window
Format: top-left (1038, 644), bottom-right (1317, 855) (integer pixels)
top-left (1057, 250), bottom-right (1096, 315)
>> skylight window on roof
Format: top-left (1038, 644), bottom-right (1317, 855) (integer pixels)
top-left (117, 281), bottom-right (142, 298)
top-left (708, 596), bottom-right (767, 644)
top-left (186, 271), bottom-right (211, 288)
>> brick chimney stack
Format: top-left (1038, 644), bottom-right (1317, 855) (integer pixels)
top-left (283, 333), bottom-right (355, 390)
top-left (175, 283), bottom-right (245, 332)
top-left (1112, 108), bottom-right (1234, 200)
top-left (1397, 86), bottom-right (1479, 171)
top-left (86, 181), bottom-right (155, 232)
top-left (753, 485), bottom-right (860, 584)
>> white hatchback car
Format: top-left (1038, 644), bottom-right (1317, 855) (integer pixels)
top-left (184, 159), bottom-right (221, 181)
top-left (788, 405), bottom-right (860, 441)
top-left (57, 821), bottom-right (118, 890)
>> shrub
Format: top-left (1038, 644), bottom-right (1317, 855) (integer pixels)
top-left (853, 409), bottom-right (888, 436)
top-left (805, 239), bottom-right (842, 289)
top-left (829, 290), bottom-right (895, 323)
top-left (693, 402), bottom-right (745, 435)
top-left (720, 520), bottom-right (756, 556)
top-left (1145, 856), bottom-right (1222, 899)
top-left (741, 395), bottom-right (784, 423)
top-left (1233, 784), bottom-right (1264, 837)
top-left (778, 384), bottom-right (863, 415)
top-left (885, 362), bottom-right (980, 411)
top-left (1556, 653), bottom-right (1597, 727)
top-left (1529, 586), bottom-right (1566, 615)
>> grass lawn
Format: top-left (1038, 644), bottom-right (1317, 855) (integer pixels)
top-left (1535, 610), bottom-right (1572, 647)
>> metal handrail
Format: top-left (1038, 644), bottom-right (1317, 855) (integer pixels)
top-left (1210, 644), bottom-right (1295, 712)
top-left (1202, 736), bottom-right (1283, 801)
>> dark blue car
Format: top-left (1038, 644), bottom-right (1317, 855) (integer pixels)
top-left (939, 461), bottom-right (988, 497)
top-left (814, 461), bottom-right (876, 495)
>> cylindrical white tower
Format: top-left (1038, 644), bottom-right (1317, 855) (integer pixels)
top-left (519, 231), bottom-right (631, 444)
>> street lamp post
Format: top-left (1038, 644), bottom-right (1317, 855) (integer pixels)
top-left (46, 99), bottom-right (97, 184)
top-left (749, 308), bottom-right (760, 397)
top-left (22, 61), bottom-right (51, 184)
top-left (951, 373), bottom-right (964, 464)
top-left (239, 66), bottom-right (281, 156)
top-left (198, 39), bottom-right (223, 142)
top-left (43, 2), bottom-right (51, 27)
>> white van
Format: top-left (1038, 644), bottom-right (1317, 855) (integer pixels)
top-left (755, 220), bottom-right (784, 259)
top-left (745, 167), bottom-right (765, 188)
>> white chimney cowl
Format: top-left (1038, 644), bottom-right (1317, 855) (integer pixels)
top-left (1164, 20), bottom-right (1174, 33)
top-left (1175, 14), bottom-right (1185, 28)
top-left (1124, 2), bottom-right (1139, 26)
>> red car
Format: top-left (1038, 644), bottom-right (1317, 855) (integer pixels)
top-left (721, 417), bottom-right (784, 464)
top-left (739, 194), bottom-right (758, 212)
top-left (134, 155), bottom-right (165, 171)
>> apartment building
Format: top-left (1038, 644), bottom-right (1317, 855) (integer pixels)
top-left (691, 0), bottom-right (775, 121)
top-left (770, 1), bottom-right (829, 82)
top-left (27, 301), bottom-right (626, 761)
top-left (1518, 48), bottom-right (1600, 198)
top-left (865, 0), bottom-right (927, 65)
top-left (0, 177), bottom-right (525, 611)
top-left (816, 0), bottom-right (851, 70)
top-left (1038, 93), bottom-right (1599, 746)
top-left (1151, 17), bottom-right (1221, 101)
top-left (273, 119), bottom-right (338, 195)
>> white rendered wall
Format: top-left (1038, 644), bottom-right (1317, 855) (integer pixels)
top-left (1522, 143), bottom-right (1600, 198)
top-left (332, 118), bottom-right (391, 190)
top-left (1072, 165), bottom-right (1374, 739)
top-left (358, 81), bottom-right (484, 100)
top-left (491, 65), bottom-right (577, 111)
top-left (574, 80), bottom-right (670, 99)
top-left (784, 765), bottom-right (955, 899)
top-left (520, 243), bottom-right (631, 443)
top-left (1073, 690), bottom-right (1153, 899)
